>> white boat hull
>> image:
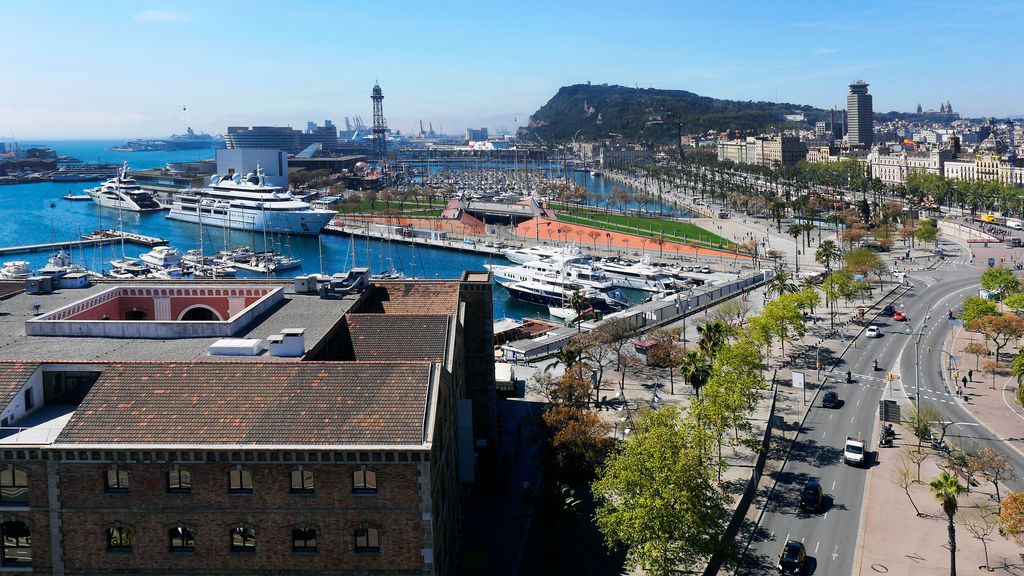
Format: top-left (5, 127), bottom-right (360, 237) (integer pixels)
top-left (166, 206), bottom-right (333, 236)
top-left (87, 190), bottom-right (161, 213)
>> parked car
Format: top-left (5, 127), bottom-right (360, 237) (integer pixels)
top-left (777, 540), bottom-right (807, 575)
top-left (865, 325), bottom-right (881, 338)
top-left (700, 266), bottom-right (712, 273)
top-left (822, 391), bottom-right (839, 408)
top-left (881, 305), bottom-right (896, 317)
top-left (893, 310), bottom-right (907, 321)
top-left (800, 479), bottom-right (824, 512)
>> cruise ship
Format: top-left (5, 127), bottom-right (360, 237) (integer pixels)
top-left (85, 162), bottom-right (162, 212)
top-left (166, 164), bottom-right (334, 236)
top-left (598, 256), bottom-right (678, 292)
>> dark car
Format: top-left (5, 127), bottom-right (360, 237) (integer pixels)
top-left (822, 391), bottom-right (839, 408)
top-left (777, 540), bottom-right (807, 575)
top-left (800, 480), bottom-right (824, 512)
top-left (881, 304), bottom-right (896, 317)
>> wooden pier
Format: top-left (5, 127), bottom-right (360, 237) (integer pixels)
top-left (0, 231), bottom-right (168, 257)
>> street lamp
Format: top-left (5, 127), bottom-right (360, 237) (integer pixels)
top-left (907, 313), bottom-right (931, 413)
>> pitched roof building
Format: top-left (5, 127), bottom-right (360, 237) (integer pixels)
top-left (0, 271), bottom-right (495, 575)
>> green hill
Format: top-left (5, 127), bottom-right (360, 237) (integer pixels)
top-left (521, 83), bottom-right (828, 144)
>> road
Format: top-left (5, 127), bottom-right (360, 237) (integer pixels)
top-left (738, 238), bottom-right (1024, 575)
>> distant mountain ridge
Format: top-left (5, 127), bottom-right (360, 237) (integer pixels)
top-left (521, 83), bottom-right (829, 143)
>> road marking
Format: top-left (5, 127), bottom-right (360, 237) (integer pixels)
top-left (833, 544), bottom-right (839, 561)
top-left (824, 512), bottom-right (828, 519)
top-left (829, 413), bottom-right (833, 421)
top-left (832, 480), bottom-right (836, 490)
top-left (851, 416), bottom-right (856, 423)
top-left (857, 399), bottom-right (861, 407)
top-left (822, 431), bottom-right (827, 439)
top-left (815, 541), bottom-right (820, 554)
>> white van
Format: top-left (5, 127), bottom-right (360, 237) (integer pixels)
top-left (1006, 219), bottom-right (1023, 230)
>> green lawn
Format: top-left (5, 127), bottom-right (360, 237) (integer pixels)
top-left (557, 211), bottom-right (733, 248)
top-left (402, 209), bottom-right (444, 217)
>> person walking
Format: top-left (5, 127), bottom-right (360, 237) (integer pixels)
top-left (968, 369), bottom-right (974, 382)
top-left (962, 375), bottom-right (969, 389)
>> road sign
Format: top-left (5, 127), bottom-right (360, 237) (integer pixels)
top-left (792, 372), bottom-right (805, 389)
top-left (879, 400), bottom-right (901, 423)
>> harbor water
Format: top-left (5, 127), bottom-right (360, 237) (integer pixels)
top-left (1, 141), bottom-right (653, 320)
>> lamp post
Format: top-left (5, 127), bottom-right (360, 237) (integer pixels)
top-left (908, 317), bottom-right (929, 413)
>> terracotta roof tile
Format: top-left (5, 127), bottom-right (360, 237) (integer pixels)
top-left (0, 362), bottom-right (40, 408)
top-left (354, 281), bottom-right (460, 315)
top-left (344, 315), bottom-right (450, 362)
top-left (54, 361), bottom-right (433, 446)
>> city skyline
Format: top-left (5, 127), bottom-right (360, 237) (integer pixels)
top-left (3, 0), bottom-right (1023, 139)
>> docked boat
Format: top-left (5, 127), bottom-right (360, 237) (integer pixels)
top-left (496, 276), bottom-right (616, 311)
top-left (0, 261), bottom-right (32, 280)
top-left (486, 249), bottom-right (627, 310)
top-left (108, 257), bottom-right (151, 278)
top-left (182, 250), bottom-right (237, 277)
top-left (85, 162), bottom-right (162, 212)
top-left (501, 244), bottom-right (578, 264)
top-left (226, 251), bottom-right (302, 274)
top-left (139, 246), bottom-right (182, 269)
top-left (598, 256), bottom-right (678, 292)
top-left (166, 163), bottom-right (334, 236)
top-left (37, 249), bottom-right (95, 277)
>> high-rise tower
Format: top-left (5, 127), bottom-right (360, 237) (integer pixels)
top-left (846, 81), bottom-right (873, 148)
top-left (371, 82), bottom-right (388, 180)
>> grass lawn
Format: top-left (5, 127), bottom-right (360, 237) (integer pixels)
top-left (557, 210), bottom-right (733, 247)
top-left (402, 209), bottom-right (444, 217)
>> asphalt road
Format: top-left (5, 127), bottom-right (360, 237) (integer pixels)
top-left (738, 239), bottom-right (1024, 575)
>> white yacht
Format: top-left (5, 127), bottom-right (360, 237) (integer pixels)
top-left (37, 250), bottom-right (95, 277)
top-left (0, 261), bottom-right (32, 280)
top-left (108, 257), bottom-right (151, 278)
top-left (85, 162), bottom-right (162, 212)
top-left (139, 246), bottom-right (182, 269)
top-left (494, 275), bottom-right (617, 312)
top-left (501, 244), bottom-right (579, 264)
top-left (598, 256), bottom-right (678, 292)
top-left (486, 249), bottom-right (627, 310)
top-left (166, 164), bottom-right (335, 236)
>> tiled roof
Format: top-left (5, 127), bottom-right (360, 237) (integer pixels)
top-left (0, 362), bottom-right (40, 408)
top-left (343, 315), bottom-right (450, 362)
top-left (55, 361), bottom-right (434, 446)
top-left (354, 281), bottom-right (460, 315)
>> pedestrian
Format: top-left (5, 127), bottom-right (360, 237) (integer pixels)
top-left (962, 375), bottom-right (968, 389)
top-left (968, 369), bottom-right (973, 382)
top-left (956, 385), bottom-right (962, 398)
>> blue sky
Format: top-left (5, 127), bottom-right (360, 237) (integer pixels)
top-left (3, 0), bottom-right (1022, 139)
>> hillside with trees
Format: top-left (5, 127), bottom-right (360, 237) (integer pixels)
top-left (521, 84), bottom-right (828, 144)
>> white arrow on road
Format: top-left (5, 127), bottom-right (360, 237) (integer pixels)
top-left (833, 544), bottom-right (839, 561)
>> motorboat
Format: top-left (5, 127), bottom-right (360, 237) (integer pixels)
top-left (37, 249), bottom-right (94, 277)
top-left (166, 163), bottom-right (334, 236)
top-left (501, 244), bottom-right (580, 264)
top-left (0, 261), bottom-right (32, 280)
top-left (486, 247), bottom-right (627, 310)
top-left (85, 162), bottom-right (162, 212)
top-left (139, 246), bottom-right (182, 269)
top-left (597, 255), bottom-right (678, 292)
top-left (108, 257), bottom-right (151, 277)
top-left (496, 275), bottom-right (616, 311)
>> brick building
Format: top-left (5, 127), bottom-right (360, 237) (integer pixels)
top-left (0, 272), bottom-right (495, 575)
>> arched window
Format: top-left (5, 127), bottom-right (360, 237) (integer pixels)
top-left (290, 468), bottom-right (313, 494)
top-left (352, 467), bottom-right (377, 494)
top-left (230, 526), bottom-right (255, 552)
top-left (291, 527), bottom-right (317, 553)
top-left (169, 526), bottom-right (195, 552)
top-left (0, 467), bottom-right (28, 506)
top-left (107, 526), bottom-right (132, 551)
top-left (123, 309), bottom-right (147, 320)
top-left (228, 468), bottom-right (252, 494)
top-left (167, 468), bottom-right (191, 493)
top-left (180, 306), bottom-right (219, 321)
top-left (1, 521), bottom-right (31, 566)
top-left (354, 526), bottom-right (380, 553)
top-left (105, 468), bottom-right (129, 493)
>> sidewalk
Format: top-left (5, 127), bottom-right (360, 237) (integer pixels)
top-left (856, 422), bottom-right (1024, 575)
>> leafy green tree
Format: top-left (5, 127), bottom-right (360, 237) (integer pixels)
top-left (968, 314), bottom-right (1024, 362)
top-left (793, 288), bottom-right (821, 318)
top-left (960, 296), bottom-right (998, 327)
top-left (928, 471), bottom-right (966, 576)
top-left (593, 406), bottom-right (729, 575)
top-left (1004, 292), bottom-right (1024, 314)
top-left (758, 293), bottom-right (807, 357)
top-left (980, 266), bottom-right (1019, 297)
top-left (844, 247), bottom-right (885, 289)
top-left (916, 219), bottom-right (939, 247)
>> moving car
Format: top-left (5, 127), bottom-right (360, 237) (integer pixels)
top-left (777, 540), bottom-right (807, 575)
top-left (800, 479), bottom-right (824, 512)
top-left (881, 304), bottom-right (896, 317)
top-left (844, 435), bottom-right (866, 466)
top-left (865, 325), bottom-right (881, 338)
top-left (893, 310), bottom-right (907, 321)
top-left (822, 391), bottom-right (839, 408)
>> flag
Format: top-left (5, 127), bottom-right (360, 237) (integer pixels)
top-left (903, 138), bottom-right (916, 146)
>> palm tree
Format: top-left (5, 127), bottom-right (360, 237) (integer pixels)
top-left (696, 320), bottom-right (731, 359)
top-left (815, 240), bottom-right (841, 273)
top-left (787, 224), bottom-right (802, 272)
top-left (678, 350), bottom-right (711, 399)
top-left (929, 471), bottom-right (966, 576)
top-left (766, 268), bottom-right (797, 299)
top-left (546, 344), bottom-right (584, 380)
top-left (568, 290), bottom-right (587, 333)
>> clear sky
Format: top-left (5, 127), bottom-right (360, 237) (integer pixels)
top-left (3, 0), bottom-right (1022, 139)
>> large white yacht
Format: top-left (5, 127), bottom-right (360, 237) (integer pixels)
top-left (501, 244), bottom-right (578, 264)
top-left (85, 162), bottom-right (162, 212)
top-left (486, 247), bottom-right (627, 310)
top-left (139, 246), bottom-right (182, 269)
top-left (166, 164), bottom-right (334, 236)
top-left (598, 256), bottom-right (678, 292)
top-left (493, 275), bottom-right (618, 312)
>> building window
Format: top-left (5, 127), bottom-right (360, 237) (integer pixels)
top-left (22, 389), bottom-right (32, 411)
top-left (169, 526), bottom-right (195, 552)
top-left (354, 527), bottom-right (380, 553)
top-left (105, 468), bottom-right (129, 493)
top-left (0, 467), bottom-right (28, 506)
top-left (167, 468), bottom-right (192, 493)
top-left (228, 468), bottom-right (252, 494)
top-left (291, 528), bottom-right (317, 553)
top-left (352, 468), bottom-right (377, 494)
top-left (107, 526), bottom-right (132, 551)
top-left (230, 526), bottom-right (255, 552)
top-left (1, 521), bottom-right (31, 566)
top-left (290, 468), bottom-right (313, 494)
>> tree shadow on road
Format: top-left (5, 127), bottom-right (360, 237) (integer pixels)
top-left (787, 437), bottom-right (844, 469)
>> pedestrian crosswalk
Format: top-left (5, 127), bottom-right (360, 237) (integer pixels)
top-left (841, 372), bottom-right (959, 403)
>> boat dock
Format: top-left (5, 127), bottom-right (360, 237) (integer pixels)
top-left (322, 223), bottom-right (506, 257)
top-left (0, 231), bottom-right (168, 257)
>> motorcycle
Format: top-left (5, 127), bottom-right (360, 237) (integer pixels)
top-left (879, 436), bottom-right (893, 448)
